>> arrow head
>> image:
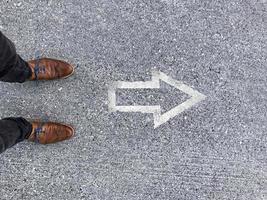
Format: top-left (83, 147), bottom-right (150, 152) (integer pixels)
top-left (152, 71), bottom-right (206, 128)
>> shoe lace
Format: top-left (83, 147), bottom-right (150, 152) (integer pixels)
top-left (33, 60), bottom-right (46, 80)
top-left (34, 126), bottom-right (44, 143)
top-left (33, 50), bottom-right (46, 80)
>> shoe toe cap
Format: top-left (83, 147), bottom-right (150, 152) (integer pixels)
top-left (63, 124), bottom-right (75, 139)
top-left (64, 64), bottom-right (74, 77)
top-left (58, 60), bottom-right (74, 78)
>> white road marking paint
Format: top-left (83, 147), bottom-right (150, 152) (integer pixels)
top-left (108, 70), bottom-right (206, 128)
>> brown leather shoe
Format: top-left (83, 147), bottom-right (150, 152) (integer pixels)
top-left (28, 121), bottom-right (74, 144)
top-left (27, 58), bottom-right (74, 80)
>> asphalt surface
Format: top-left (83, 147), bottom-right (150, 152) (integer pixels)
top-left (0, 0), bottom-right (266, 199)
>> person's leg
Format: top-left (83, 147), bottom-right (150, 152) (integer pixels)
top-left (0, 31), bottom-right (74, 82)
top-left (0, 31), bottom-right (32, 83)
top-left (0, 117), bottom-right (74, 154)
top-left (0, 117), bottom-right (32, 154)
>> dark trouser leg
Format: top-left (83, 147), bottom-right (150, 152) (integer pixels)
top-left (0, 118), bottom-right (32, 154)
top-left (0, 31), bottom-right (32, 83)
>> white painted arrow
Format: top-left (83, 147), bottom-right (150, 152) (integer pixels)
top-left (108, 70), bottom-right (206, 128)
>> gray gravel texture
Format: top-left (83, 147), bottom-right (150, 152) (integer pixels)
top-left (0, 0), bottom-right (266, 200)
